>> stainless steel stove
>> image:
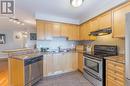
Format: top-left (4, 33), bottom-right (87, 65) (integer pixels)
top-left (83, 45), bottom-right (118, 86)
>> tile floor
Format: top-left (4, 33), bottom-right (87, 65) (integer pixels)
top-left (36, 71), bottom-right (93, 86)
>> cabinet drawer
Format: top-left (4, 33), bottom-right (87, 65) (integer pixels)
top-left (107, 76), bottom-right (116, 86)
top-left (107, 74), bottom-right (124, 85)
top-left (107, 61), bottom-right (124, 73)
top-left (106, 60), bottom-right (125, 86)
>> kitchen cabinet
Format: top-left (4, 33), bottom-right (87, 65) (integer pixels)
top-left (68, 25), bottom-right (79, 40)
top-left (52, 22), bottom-right (61, 37)
top-left (43, 54), bottom-right (54, 76)
top-left (76, 45), bottom-right (84, 72)
top-left (36, 20), bottom-right (45, 40)
top-left (90, 17), bottom-right (99, 32)
top-left (53, 53), bottom-right (64, 74)
top-left (80, 21), bottom-right (96, 41)
top-left (61, 23), bottom-right (79, 40)
top-left (99, 11), bottom-right (112, 29)
top-left (43, 52), bottom-right (78, 77)
top-left (61, 23), bottom-right (70, 37)
top-left (80, 22), bottom-right (90, 40)
top-left (36, 20), bottom-right (79, 40)
top-left (106, 60), bottom-right (125, 86)
top-left (112, 2), bottom-right (130, 38)
top-left (44, 22), bottom-right (53, 40)
top-left (78, 53), bottom-right (83, 72)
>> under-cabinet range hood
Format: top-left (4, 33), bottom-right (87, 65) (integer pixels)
top-left (89, 27), bottom-right (112, 36)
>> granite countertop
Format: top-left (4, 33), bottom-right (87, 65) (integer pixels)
top-left (9, 52), bottom-right (43, 60)
top-left (104, 54), bottom-right (125, 64)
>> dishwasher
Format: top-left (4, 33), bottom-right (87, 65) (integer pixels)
top-left (24, 55), bottom-right (43, 86)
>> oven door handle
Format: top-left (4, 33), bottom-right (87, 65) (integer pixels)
top-left (84, 56), bottom-right (101, 63)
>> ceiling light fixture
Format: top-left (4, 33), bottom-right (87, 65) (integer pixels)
top-left (70, 0), bottom-right (84, 7)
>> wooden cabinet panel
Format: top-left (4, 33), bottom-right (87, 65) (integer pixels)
top-left (80, 21), bottom-right (96, 40)
top-left (36, 20), bottom-right (45, 40)
top-left (99, 11), bottom-right (112, 29)
top-left (43, 52), bottom-right (78, 76)
top-left (61, 23), bottom-right (70, 37)
top-left (52, 23), bottom-right (61, 37)
top-left (43, 54), bottom-right (54, 76)
top-left (106, 60), bottom-right (125, 86)
top-left (68, 25), bottom-right (79, 40)
top-left (53, 53), bottom-right (63, 74)
top-left (36, 20), bottom-right (80, 40)
top-left (80, 22), bottom-right (90, 40)
top-left (112, 2), bottom-right (130, 38)
top-left (45, 22), bottom-right (53, 40)
top-left (78, 53), bottom-right (83, 72)
top-left (90, 18), bottom-right (99, 32)
top-left (71, 53), bottom-right (78, 71)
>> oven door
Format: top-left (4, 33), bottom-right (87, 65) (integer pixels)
top-left (83, 56), bottom-right (102, 78)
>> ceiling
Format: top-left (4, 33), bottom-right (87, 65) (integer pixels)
top-left (13, 0), bottom-right (128, 25)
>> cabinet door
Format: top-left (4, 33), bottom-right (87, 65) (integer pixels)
top-left (68, 25), bottom-right (79, 40)
top-left (64, 53), bottom-right (73, 72)
top-left (45, 54), bottom-right (54, 76)
top-left (112, 2), bottom-right (130, 38)
top-left (71, 52), bottom-right (78, 71)
top-left (99, 11), bottom-right (112, 29)
top-left (80, 22), bottom-right (90, 40)
top-left (61, 23), bottom-right (70, 37)
top-left (45, 22), bottom-right (53, 40)
top-left (36, 20), bottom-right (45, 40)
top-left (90, 18), bottom-right (99, 32)
top-left (80, 22), bottom-right (96, 41)
top-left (78, 53), bottom-right (83, 72)
top-left (52, 23), bottom-right (61, 37)
top-left (53, 53), bottom-right (63, 74)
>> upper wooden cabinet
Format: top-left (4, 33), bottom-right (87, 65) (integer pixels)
top-left (52, 23), bottom-right (61, 37)
top-left (80, 21), bottom-right (96, 41)
top-left (44, 22), bottom-right (53, 39)
top-left (90, 17), bottom-right (99, 32)
top-left (68, 25), bottom-right (79, 40)
top-left (36, 20), bottom-right (45, 40)
top-left (99, 11), bottom-right (112, 29)
top-left (36, 20), bottom-right (79, 40)
top-left (61, 23), bottom-right (70, 37)
top-left (80, 22), bottom-right (90, 40)
top-left (112, 2), bottom-right (130, 38)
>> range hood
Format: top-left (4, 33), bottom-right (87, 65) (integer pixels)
top-left (89, 27), bottom-right (112, 36)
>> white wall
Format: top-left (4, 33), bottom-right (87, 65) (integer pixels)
top-left (0, 18), bottom-right (36, 51)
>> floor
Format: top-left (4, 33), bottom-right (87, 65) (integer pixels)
top-left (0, 60), bottom-right (8, 86)
top-left (36, 71), bottom-right (93, 86)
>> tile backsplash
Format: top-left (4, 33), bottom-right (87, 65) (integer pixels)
top-left (80, 34), bottom-right (125, 54)
top-left (37, 37), bottom-right (78, 50)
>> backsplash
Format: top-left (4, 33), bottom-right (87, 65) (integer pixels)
top-left (37, 37), bottom-right (78, 50)
top-left (81, 34), bottom-right (125, 54)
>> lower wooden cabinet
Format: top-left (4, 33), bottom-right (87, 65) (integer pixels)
top-left (106, 60), bottom-right (125, 86)
top-left (78, 52), bottom-right (83, 72)
top-left (43, 52), bottom-right (78, 77)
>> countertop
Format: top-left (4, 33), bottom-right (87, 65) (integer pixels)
top-left (9, 53), bottom-right (43, 60)
top-left (104, 54), bottom-right (125, 64)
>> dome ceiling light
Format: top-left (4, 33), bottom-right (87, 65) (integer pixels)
top-left (70, 0), bottom-right (84, 7)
